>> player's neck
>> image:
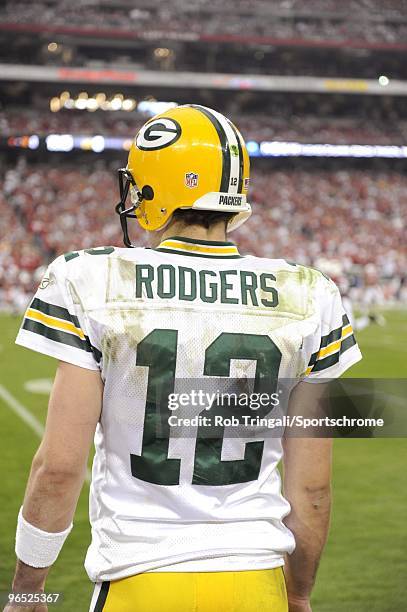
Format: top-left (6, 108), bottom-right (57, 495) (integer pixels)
top-left (149, 220), bottom-right (228, 248)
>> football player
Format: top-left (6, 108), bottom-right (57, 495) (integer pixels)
top-left (5, 106), bottom-right (362, 612)
top-left (314, 258), bottom-right (384, 332)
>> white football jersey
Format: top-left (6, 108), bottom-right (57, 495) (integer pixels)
top-left (16, 237), bottom-right (361, 582)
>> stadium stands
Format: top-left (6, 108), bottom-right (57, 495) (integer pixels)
top-left (2, 107), bottom-right (407, 146)
top-left (1, 161), bottom-right (405, 310)
top-left (0, 2), bottom-right (405, 312)
top-left (1, 0), bottom-right (406, 45)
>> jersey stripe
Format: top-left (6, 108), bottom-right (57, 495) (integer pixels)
top-left (26, 308), bottom-right (85, 340)
top-left (155, 238), bottom-right (242, 258)
top-left (321, 313), bottom-right (350, 349)
top-left (308, 314), bottom-right (349, 366)
top-left (317, 324), bottom-right (353, 360)
top-left (310, 334), bottom-right (357, 373)
top-left (30, 297), bottom-right (81, 328)
top-left (305, 315), bottom-right (356, 375)
top-left (159, 240), bottom-right (238, 255)
top-left (156, 248), bottom-right (242, 259)
top-left (22, 312), bottom-right (102, 362)
top-left (22, 318), bottom-right (93, 352)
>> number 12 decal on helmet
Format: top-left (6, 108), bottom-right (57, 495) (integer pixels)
top-left (115, 104), bottom-right (251, 243)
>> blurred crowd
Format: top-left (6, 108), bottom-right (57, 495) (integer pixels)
top-left (1, 0), bottom-right (406, 44)
top-left (1, 110), bottom-right (139, 139)
top-left (1, 159), bottom-right (405, 311)
top-left (236, 115), bottom-right (407, 146)
top-left (2, 108), bottom-right (407, 146)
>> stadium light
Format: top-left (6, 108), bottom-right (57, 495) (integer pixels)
top-left (50, 97), bottom-right (61, 112)
top-left (86, 98), bottom-right (99, 111)
top-left (45, 134), bottom-right (74, 152)
top-left (122, 99), bottom-right (136, 111)
top-left (378, 75), bottom-right (390, 86)
top-left (90, 136), bottom-right (105, 153)
top-left (137, 100), bottom-right (177, 116)
top-left (28, 135), bottom-right (40, 150)
top-left (8, 134), bottom-right (407, 158)
top-left (75, 98), bottom-right (88, 110)
top-left (246, 141), bottom-right (260, 155)
top-left (154, 48), bottom-right (171, 58)
top-left (110, 97), bottom-right (123, 111)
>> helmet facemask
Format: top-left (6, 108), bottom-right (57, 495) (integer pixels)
top-left (115, 168), bottom-right (143, 248)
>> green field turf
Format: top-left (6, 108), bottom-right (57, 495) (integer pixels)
top-left (0, 311), bottom-right (406, 611)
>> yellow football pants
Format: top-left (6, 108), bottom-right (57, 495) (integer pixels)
top-left (91, 567), bottom-right (288, 612)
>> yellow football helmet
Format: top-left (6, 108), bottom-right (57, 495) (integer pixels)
top-left (115, 104), bottom-right (251, 244)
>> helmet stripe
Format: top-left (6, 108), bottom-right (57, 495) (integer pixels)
top-left (189, 104), bottom-right (233, 193)
top-left (198, 106), bottom-right (241, 195)
top-left (228, 120), bottom-right (244, 193)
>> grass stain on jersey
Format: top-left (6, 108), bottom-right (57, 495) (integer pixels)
top-left (101, 329), bottom-right (121, 363)
top-left (118, 308), bottom-right (147, 350)
top-left (272, 266), bottom-right (322, 319)
top-left (118, 257), bottom-right (138, 283)
top-left (106, 257), bottom-right (137, 303)
top-left (101, 307), bottom-right (148, 365)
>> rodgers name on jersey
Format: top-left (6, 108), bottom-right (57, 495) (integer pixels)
top-left (16, 238), bottom-right (361, 582)
top-left (128, 263), bottom-right (278, 307)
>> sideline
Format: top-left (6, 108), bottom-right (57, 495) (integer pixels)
top-left (0, 384), bottom-right (91, 483)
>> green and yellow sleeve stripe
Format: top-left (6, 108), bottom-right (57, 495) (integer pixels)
top-left (305, 314), bottom-right (356, 376)
top-left (22, 298), bottom-right (101, 361)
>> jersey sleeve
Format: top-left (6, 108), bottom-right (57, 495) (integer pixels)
top-left (302, 276), bottom-right (362, 382)
top-left (15, 255), bottom-right (101, 370)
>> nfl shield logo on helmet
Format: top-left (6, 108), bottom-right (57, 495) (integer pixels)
top-left (185, 172), bottom-right (198, 188)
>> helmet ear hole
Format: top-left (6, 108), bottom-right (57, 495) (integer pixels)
top-left (141, 185), bottom-right (154, 200)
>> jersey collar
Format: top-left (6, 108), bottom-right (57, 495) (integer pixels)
top-left (155, 236), bottom-right (242, 259)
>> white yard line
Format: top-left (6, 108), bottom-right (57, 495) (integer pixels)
top-left (0, 383), bottom-right (45, 437)
top-left (0, 384), bottom-right (91, 484)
